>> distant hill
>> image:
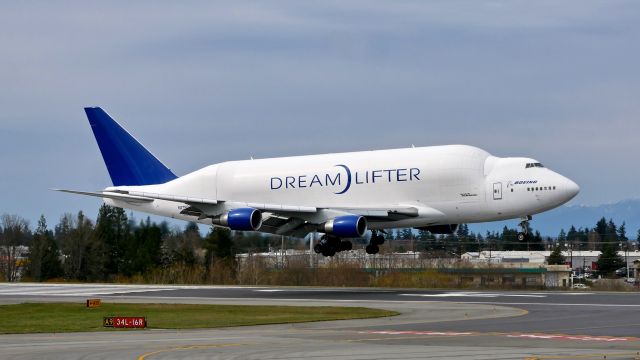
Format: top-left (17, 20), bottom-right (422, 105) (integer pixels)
top-left (468, 199), bottom-right (640, 239)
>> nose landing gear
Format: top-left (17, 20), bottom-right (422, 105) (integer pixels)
top-left (517, 215), bottom-right (532, 241)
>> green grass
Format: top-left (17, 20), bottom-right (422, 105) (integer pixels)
top-left (0, 303), bottom-right (398, 334)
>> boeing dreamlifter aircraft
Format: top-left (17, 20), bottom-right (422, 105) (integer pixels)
top-left (56, 107), bottom-right (580, 256)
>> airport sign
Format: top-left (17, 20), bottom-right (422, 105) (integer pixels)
top-left (103, 316), bottom-right (146, 328)
top-left (86, 299), bottom-right (101, 308)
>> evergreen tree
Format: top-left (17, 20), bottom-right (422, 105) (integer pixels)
top-left (457, 224), bottom-right (469, 238)
top-left (400, 228), bottom-right (413, 240)
top-left (547, 245), bottom-right (566, 265)
top-left (417, 228), bottom-right (430, 241)
top-left (617, 222), bottom-right (628, 243)
top-left (566, 226), bottom-right (578, 244)
top-left (95, 204), bottom-right (129, 277)
top-left (204, 226), bottom-right (233, 266)
top-left (595, 217), bottom-right (607, 240)
top-left (40, 236), bottom-right (63, 280)
top-left (121, 218), bottom-right (162, 276)
top-left (605, 219), bottom-right (618, 246)
top-left (27, 215), bottom-right (62, 281)
top-left (184, 222), bottom-right (200, 237)
top-left (558, 229), bottom-right (567, 244)
top-left (456, 224), bottom-right (478, 253)
top-left (27, 215), bottom-right (48, 280)
top-left (578, 227), bottom-right (590, 250)
top-left (417, 230), bottom-right (436, 252)
top-left (529, 231), bottom-right (545, 251)
top-left (168, 222), bottom-right (201, 265)
top-left (57, 211), bottom-right (105, 281)
top-left (54, 213), bottom-right (73, 247)
top-left (500, 226), bottom-right (520, 250)
top-left (596, 243), bottom-right (625, 276)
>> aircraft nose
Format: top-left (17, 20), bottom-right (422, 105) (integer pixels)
top-left (563, 177), bottom-right (580, 201)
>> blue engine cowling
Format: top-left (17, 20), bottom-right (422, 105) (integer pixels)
top-left (323, 215), bottom-right (367, 238)
top-left (215, 208), bottom-right (262, 231)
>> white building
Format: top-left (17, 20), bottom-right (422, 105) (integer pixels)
top-left (462, 250), bottom-right (640, 271)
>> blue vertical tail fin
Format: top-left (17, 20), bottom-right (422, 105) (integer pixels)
top-left (84, 107), bottom-right (178, 186)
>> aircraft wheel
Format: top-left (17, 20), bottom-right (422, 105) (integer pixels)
top-left (366, 244), bottom-right (379, 255)
top-left (314, 244), bottom-right (322, 254)
top-left (373, 234), bottom-right (385, 245)
top-left (340, 241), bottom-right (353, 251)
top-left (517, 232), bottom-right (526, 241)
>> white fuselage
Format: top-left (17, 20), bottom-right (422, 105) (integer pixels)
top-left (104, 145), bottom-right (579, 232)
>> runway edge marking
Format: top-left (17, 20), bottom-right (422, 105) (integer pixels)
top-left (359, 331), bottom-right (640, 343)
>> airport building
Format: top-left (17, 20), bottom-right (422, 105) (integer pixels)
top-left (462, 250), bottom-right (640, 272)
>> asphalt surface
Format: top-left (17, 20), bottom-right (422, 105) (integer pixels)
top-left (1, 283), bottom-right (640, 360)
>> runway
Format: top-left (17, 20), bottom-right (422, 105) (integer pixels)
top-left (1, 283), bottom-right (639, 359)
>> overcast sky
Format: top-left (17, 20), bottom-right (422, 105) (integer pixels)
top-left (1, 1), bottom-right (639, 228)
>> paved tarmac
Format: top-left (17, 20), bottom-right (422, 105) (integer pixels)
top-left (1, 283), bottom-right (640, 359)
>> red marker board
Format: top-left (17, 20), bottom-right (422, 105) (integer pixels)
top-left (103, 317), bottom-right (146, 328)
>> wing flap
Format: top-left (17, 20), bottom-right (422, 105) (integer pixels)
top-left (331, 205), bottom-right (422, 218)
top-left (121, 190), bottom-right (218, 205)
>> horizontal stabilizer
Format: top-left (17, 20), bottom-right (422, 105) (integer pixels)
top-left (52, 189), bottom-right (154, 203)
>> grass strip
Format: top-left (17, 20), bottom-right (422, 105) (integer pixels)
top-left (0, 303), bottom-right (398, 334)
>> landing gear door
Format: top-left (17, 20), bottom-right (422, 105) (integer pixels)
top-left (493, 182), bottom-right (502, 200)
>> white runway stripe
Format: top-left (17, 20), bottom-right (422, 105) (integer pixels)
top-left (400, 292), bottom-right (547, 298)
top-left (0, 283), bottom-right (178, 296)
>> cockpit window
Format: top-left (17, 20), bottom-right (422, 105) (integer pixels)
top-left (525, 162), bottom-right (544, 169)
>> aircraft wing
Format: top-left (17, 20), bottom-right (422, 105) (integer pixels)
top-left (53, 189), bottom-right (443, 237)
top-left (257, 204), bottom-right (445, 237)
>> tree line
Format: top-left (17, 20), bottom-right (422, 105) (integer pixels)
top-left (387, 218), bottom-right (637, 254)
top-left (0, 205), bottom-right (637, 282)
top-left (0, 205), bottom-right (296, 282)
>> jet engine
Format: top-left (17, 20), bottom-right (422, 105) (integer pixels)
top-left (212, 208), bottom-right (262, 231)
top-left (322, 215), bottom-right (367, 238)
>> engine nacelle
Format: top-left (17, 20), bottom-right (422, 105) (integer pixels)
top-left (415, 224), bottom-right (458, 235)
top-left (212, 208), bottom-right (262, 231)
top-left (322, 215), bottom-right (367, 238)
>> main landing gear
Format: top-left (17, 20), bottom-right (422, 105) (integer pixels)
top-left (312, 231), bottom-right (386, 257)
top-left (313, 235), bottom-right (352, 257)
top-left (366, 230), bottom-right (385, 255)
top-left (517, 215), bottom-right (532, 241)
